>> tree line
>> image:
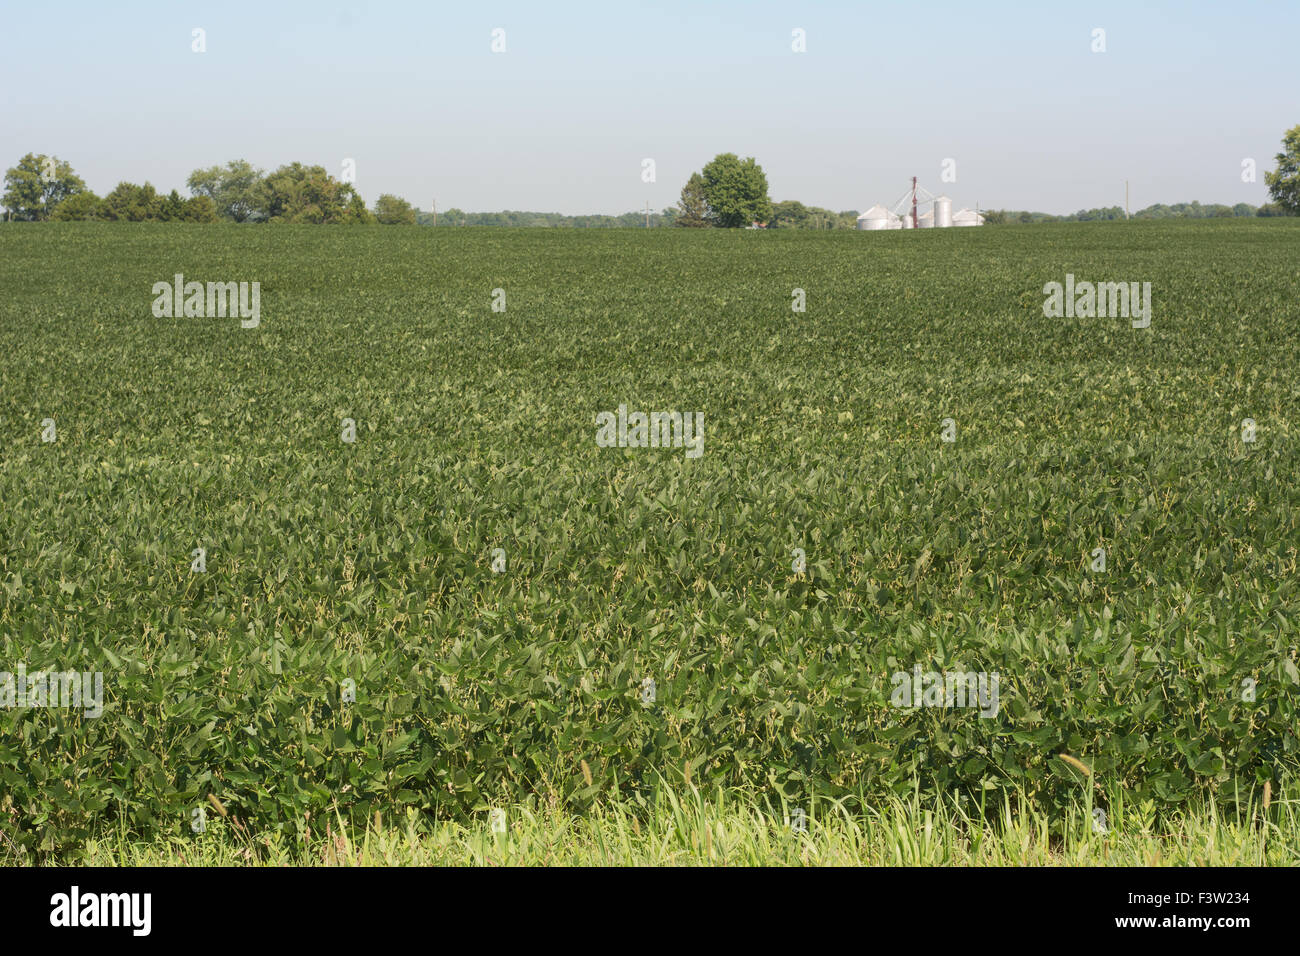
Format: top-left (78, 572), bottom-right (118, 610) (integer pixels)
top-left (419, 209), bottom-right (676, 228)
top-left (983, 201), bottom-right (1292, 224)
top-left (1, 155), bottom-right (421, 224)
top-left (5, 126), bottom-right (1297, 225)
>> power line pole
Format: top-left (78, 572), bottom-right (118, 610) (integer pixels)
top-left (644, 200), bottom-right (651, 228)
top-left (432, 199), bottom-right (437, 227)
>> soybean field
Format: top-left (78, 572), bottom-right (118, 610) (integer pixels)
top-left (1, 219), bottom-right (1298, 858)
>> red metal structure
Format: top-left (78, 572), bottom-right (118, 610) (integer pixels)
top-left (888, 177), bottom-right (939, 228)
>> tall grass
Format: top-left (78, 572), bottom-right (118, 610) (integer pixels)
top-left (47, 781), bottom-right (1300, 867)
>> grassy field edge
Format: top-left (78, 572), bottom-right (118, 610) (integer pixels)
top-left (18, 780), bottom-right (1298, 866)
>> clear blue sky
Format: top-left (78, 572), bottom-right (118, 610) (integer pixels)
top-left (3, 0), bottom-right (1294, 215)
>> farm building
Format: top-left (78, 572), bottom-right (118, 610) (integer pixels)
top-left (857, 179), bottom-right (982, 229)
top-left (855, 205), bottom-right (902, 230)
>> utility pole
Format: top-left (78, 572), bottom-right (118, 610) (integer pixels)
top-left (644, 200), bottom-right (651, 228)
top-left (432, 199), bottom-right (437, 227)
top-left (1125, 181), bottom-right (1129, 220)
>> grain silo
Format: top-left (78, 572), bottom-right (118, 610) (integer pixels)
top-left (858, 180), bottom-right (981, 232)
top-left (933, 195), bottom-right (953, 228)
top-left (856, 204), bottom-right (899, 230)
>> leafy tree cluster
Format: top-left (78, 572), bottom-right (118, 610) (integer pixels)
top-left (3, 153), bottom-right (422, 224)
top-left (2, 153), bottom-right (217, 222)
top-left (85, 182), bottom-right (219, 222)
top-left (188, 160), bottom-right (376, 223)
top-left (259, 162), bottom-right (372, 223)
top-left (675, 154), bottom-right (773, 228)
top-left (768, 200), bottom-right (859, 230)
top-left (186, 160), bottom-right (267, 222)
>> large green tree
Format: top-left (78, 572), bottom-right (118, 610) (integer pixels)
top-left (1264, 124), bottom-right (1300, 215)
top-left (2, 153), bottom-right (89, 220)
top-left (374, 193), bottom-right (417, 225)
top-left (698, 153), bottom-right (772, 228)
top-left (186, 159), bottom-right (267, 222)
top-left (262, 163), bottom-right (373, 223)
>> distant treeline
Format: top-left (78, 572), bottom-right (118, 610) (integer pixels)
top-left (8, 151), bottom-right (1293, 227)
top-left (419, 203), bottom-right (859, 229)
top-left (416, 200), bottom-right (1294, 229)
top-left (983, 201), bottom-right (1293, 224)
top-left (417, 209), bottom-right (676, 228)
